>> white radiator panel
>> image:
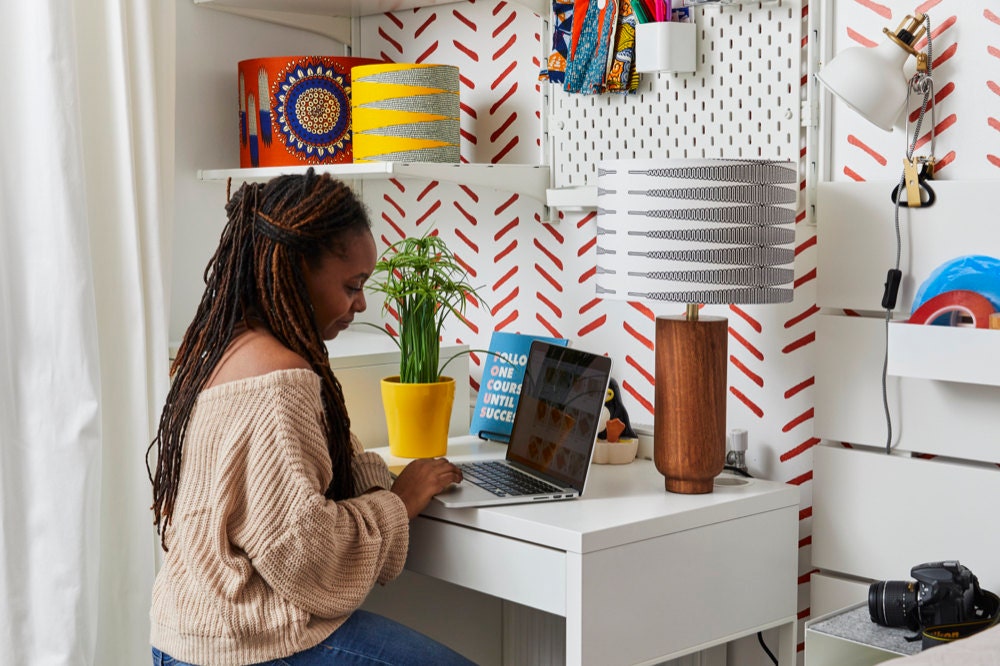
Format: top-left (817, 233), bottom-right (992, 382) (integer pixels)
top-left (814, 314), bottom-right (1000, 462)
top-left (812, 444), bottom-right (1000, 595)
top-left (816, 181), bottom-right (1000, 314)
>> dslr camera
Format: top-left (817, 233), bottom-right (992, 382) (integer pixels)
top-left (868, 560), bottom-right (977, 632)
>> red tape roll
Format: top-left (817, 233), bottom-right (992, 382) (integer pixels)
top-left (908, 290), bottom-right (997, 328)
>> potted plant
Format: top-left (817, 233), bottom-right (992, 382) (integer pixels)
top-left (366, 232), bottom-right (485, 458)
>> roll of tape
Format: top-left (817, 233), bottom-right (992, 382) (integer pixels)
top-left (907, 290), bottom-right (996, 328)
top-left (237, 55), bottom-right (381, 168)
top-left (911, 255), bottom-right (1000, 314)
top-left (351, 63), bottom-right (460, 163)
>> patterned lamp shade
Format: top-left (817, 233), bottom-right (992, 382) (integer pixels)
top-left (595, 158), bottom-right (798, 496)
top-left (237, 56), bottom-right (382, 168)
top-left (595, 158), bottom-right (798, 304)
top-left (350, 63), bottom-right (460, 163)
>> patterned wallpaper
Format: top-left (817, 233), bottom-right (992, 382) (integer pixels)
top-left (353, 0), bottom-right (995, 656)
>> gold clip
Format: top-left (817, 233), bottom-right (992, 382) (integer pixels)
top-left (921, 156), bottom-right (936, 179)
top-left (903, 157), bottom-right (923, 207)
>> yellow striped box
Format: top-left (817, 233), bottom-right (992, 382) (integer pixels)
top-left (350, 63), bottom-right (460, 163)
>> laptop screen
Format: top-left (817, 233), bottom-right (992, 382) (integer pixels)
top-left (506, 341), bottom-right (613, 491)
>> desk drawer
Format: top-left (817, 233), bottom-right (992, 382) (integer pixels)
top-left (406, 516), bottom-right (567, 616)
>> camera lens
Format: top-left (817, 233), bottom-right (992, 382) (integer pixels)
top-left (869, 580), bottom-right (920, 630)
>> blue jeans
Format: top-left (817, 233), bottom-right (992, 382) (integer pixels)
top-left (151, 610), bottom-right (476, 665)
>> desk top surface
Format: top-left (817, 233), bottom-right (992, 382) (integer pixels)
top-left (370, 435), bottom-right (800, 554)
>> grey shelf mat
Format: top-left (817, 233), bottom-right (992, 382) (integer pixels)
top-left (810, 605), bottom-right (922, 657)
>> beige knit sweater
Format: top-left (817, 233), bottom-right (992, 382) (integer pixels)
top-left (150, 369), bottom-right (409, 666)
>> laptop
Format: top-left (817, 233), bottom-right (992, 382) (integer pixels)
top-left (434, 340), bottom-right (613, 508)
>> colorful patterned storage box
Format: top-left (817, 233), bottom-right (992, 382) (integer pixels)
top-left (238, 55), bottom-right (382, 168)
top-left (350, 63), bottom-right (460, 163)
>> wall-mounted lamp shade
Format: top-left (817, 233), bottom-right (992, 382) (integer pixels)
top-left (596, 158), bottom-right (797, 494)
top-left (816, 14), bottom-right (927, 132)
top-left (816, 41), bottom-right (910, 131)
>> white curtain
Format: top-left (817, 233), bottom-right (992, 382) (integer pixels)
top-left (0, 1), bottom-right (174, 664)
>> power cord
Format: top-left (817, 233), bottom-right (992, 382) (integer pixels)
top-left (882, 14), bottom-right (935, 455)
top-left (757, 631), bottom-right (778, 665)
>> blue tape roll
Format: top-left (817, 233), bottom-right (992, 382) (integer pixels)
top-left (911, 255), bottom-right (1000, 324)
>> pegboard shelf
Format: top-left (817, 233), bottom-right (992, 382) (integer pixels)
top-left (198, 163), bottom-right (552, 204)
top-left (546, 186), bottom-right (597, 210)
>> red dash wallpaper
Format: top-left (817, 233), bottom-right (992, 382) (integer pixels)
top-left (354, 1), bottom-right (995, 658)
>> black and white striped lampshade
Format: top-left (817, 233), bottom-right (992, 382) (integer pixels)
top-left (595, 158), bottom-right (798, 305)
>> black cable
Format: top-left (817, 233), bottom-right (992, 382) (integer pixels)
top-left (757, 631), bottom-right (778, 665)
top-left (882, 14), bottom-right (934, 455)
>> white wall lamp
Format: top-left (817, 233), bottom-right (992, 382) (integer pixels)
top-left (816, 13), bottom-right (927, 131)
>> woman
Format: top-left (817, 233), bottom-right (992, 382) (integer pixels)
top-left (147, 169), bottom-right (470, 665)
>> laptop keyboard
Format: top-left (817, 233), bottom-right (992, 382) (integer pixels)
top-left (458, 461), bottom-right (564, 497)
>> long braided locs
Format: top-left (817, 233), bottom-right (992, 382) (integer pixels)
top-left (147, 169), bottom-right (370, 546)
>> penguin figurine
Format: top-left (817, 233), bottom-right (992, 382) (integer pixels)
top-left (597, 378), bottom-right (637, 442)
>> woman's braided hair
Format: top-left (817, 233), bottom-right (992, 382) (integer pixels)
top-left (147, 169), bottom-right (370, 545)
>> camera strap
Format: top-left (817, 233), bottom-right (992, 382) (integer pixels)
top-left (918, 588), bottom-right (1000, 650)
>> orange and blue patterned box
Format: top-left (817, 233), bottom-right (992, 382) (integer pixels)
top-left (237, 55), bottom-right (382, 168)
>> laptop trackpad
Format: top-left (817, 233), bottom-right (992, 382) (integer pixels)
top-left (432, 481), bottom-right (498, 508)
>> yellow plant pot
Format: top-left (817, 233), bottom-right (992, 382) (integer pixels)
top-left (380, 376), bottom-right (455, 458)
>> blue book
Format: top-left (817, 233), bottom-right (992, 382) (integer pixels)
top-left (470, 331), bottom-right (569, 442)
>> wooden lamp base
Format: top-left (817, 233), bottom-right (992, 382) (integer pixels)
top-left (653, 314), bottom-right (728, 494)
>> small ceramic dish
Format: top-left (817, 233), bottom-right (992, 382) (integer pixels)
top-left (592, 437), bottom-right (639, 464)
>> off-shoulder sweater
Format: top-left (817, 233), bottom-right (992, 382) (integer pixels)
top-left (150, 369), bottom-right (409, 666)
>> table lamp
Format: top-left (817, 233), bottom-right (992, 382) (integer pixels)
top-left (596, 158), bottom-right (798, 493)
top-left (816, 13), bottom-right (927, 131)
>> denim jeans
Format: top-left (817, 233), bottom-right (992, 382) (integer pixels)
top-left (151, 610), bottom-right (476, 665)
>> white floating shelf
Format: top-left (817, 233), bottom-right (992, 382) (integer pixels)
top-left (887, 321), bottom-right (1000, 387)
top-left (198, 162), bottom-right (552, 204)
top-left (194, 0), bottom-right (547, 42)
top-left (194, 0), bottom-right (547, 16)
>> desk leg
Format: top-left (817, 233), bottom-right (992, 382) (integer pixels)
top-left (566, 553), bottom-right (584, 665)
top-left (502, 602), bottom-right (566, 665)
top-left (777, 619), bottom-right (797, 666)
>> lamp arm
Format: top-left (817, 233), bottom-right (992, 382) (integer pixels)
top-left (883, 13), bottom-right (926, 60)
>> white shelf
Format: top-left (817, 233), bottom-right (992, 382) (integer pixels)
top-left (198, 162), bottom-right (552, 204)
top-left (545, 186), bottom-right (597, 211)
top-left (193, 0), bottom-right (560, 209)
top-left (195, 0), bottom-right (547, 17)
top-left (804, 603), bottom-right (913, 666)
top-left (887, 321), bottom-right (1000, 387)
top-left (194, 0), bottom-right (547, 44)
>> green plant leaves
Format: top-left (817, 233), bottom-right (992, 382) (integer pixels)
top-left (367, 232), bottom-right (486, 384)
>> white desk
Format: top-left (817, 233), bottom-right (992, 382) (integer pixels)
top-left (365, 437), bottom-right (801, 666)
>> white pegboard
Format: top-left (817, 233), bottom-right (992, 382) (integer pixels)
top-left (548, 0), bottom-right (803, 189)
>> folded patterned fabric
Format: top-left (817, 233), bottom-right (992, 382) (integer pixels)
top-left (606, 0), bottom-right (639, 93)
top-left (564, 0), bottom-right (618, 94)
top-left (539, 2), bottom-right (574, 84)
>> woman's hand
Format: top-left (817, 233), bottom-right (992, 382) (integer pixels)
top-left (390, 458), bottom-right (463, 520)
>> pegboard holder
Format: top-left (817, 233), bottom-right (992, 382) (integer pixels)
top-left (545, 0), bottom-right (803, 209)
top-left (636, 21), bottom-right (697, 74)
